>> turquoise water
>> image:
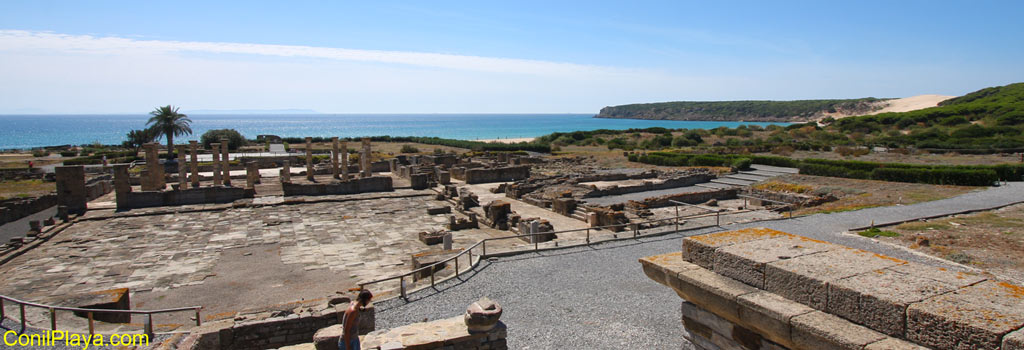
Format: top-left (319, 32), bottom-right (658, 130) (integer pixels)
top-left (0, 114), bottom-right (788, 149)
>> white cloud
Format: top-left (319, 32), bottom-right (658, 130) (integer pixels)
top-left (0, 30), bottom-right (631, 76)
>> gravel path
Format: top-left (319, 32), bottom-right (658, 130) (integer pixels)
top-left (375, 182), bottom-right (1024, 349)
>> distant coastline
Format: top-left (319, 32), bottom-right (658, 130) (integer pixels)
top-left (0, 114), bottom-right (790, 150)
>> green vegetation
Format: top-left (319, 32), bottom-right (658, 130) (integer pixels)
top-left (629, 151), bottom-right (1016, 186)
top-left (201, 129), bottom-right (247, 150)
top-left (596, 98), bottom-right (885, 121)
top-left (147, 105), bottom-right (193, 159)
top-left (400, 144), bottom-right (420, 153)
top-left (123, 128), bottom-right (157, 154)
top-left (278, 136), bottom-right (550, 153)
top-left (63, 150), bottom-right (140, 165)
top-left (859, 228), bottom-right (900, 238)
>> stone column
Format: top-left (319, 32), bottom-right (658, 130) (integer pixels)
top-left (189, 141), bottom-right (200, 188)
top-left (280, 160), bottom-right (291, 183)
top-left (332, 137), bottom-right (340, 179)
top-left (211, 143), bottom-right (222, 186)
top-left (340, 141), bottom-right (349, 180)
top-left (142, 143), bottom-right (165, 191)
top-left (246, 162), bottom-right (259, 189)
top-left (55, 166), bottom-right (87, 215)
top-left (221, 139), bottom-right (232, 186)
top-left (305, 137), bottom-right (315, 181)
top-left (113, 164), bottom-right (131, 210)
top-left (361, 138), bottom-right (372, 178)
top-left (176, 145), bottom-right (187, 189)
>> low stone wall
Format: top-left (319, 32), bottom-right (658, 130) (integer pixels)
top-left (180, 302), bottom-right (375, 350)
top-left (85, 175), bottom-right (113, 201)
top-left (627, 188), bottom-right (736, 209)
top-left (582, 174), bottom-right (714, 198)
top-left (640, 227), bottom-right (1024, 350)
top-left (118, 187), bottom-right (251, 210)
top-left (461, 166), bottom-right (530, 184)
top-left (0, 193), bottom-right (57, 225)
top-left (281, 176), bottom-right (393, 196)
top-left (357, 316), bottom-right (507, 350)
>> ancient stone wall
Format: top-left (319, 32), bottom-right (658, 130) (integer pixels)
top-left (582, 174), bottom-right (714, 198)
top-left (0, 194), bottom-right (57, 225)
top-left (357, 316), bottom-right (507, 350)
top-left (180, 303), bottom-right (375, 350)
top-left (628, 188), bottom-right (737, 209)
top-left (281, 176), bottom-right (394, 196)
top-left (462, 166), bottom-right (530, 184)
top-left (118, 187), bottom-right (251, 210)
top-left (640, 227), bottom-right (1024, 350)
top-left (55, 166), bottom-right (87, 214)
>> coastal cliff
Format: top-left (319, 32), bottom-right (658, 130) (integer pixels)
top-left (594, 98), bottom-right (887, 122)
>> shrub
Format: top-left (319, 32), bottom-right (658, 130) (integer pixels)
top-left (31, 149), bottom-right (49, 157)
top-left (400, 144), bottom-right (420, 153)
top-left (59, 151), bottom-right (78, 157)
top-left (200, 129), bottom-right (247, 150)
top-left (731, 158), bottom-right (752, 171)
top-left (859, 228), bottom-right (899, 238)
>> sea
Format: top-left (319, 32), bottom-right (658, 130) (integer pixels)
top-left (0, 114), bottom-right (789, 149)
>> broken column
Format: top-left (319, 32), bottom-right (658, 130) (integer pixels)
top-left (176, 145), bottom-right (187, 189)
top-left (305, 137), bottom-right (315, 181)
top-left (221, 139), bottom-right (231, 186)
top-left (280, 160), bottom-right (291, 183)
top-left (189, 140), bottom-right (200, 188)
top-left (340, 140), bottom-right (349, 180)
top-left (332, 137), bottom-right (341, 179)
top-left (113, 164), bottom-right (131, 209)
top-left (211, 143), bottom-right (222, 186)
top-left (360, 137), bottom-right (372, 178)
top-left (483, 200), bottom-right (513, 230)
top-left (141, 143), bottom-right (165, 191)
top-left (246, 162), bottom-right (259, 189)
top-left (55, 166), bottom-right (87, 215)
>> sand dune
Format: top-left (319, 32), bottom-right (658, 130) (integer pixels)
top-left (474, 137), bottom-right (536, 144)
top-left (870, 94), bottom-right (954, 114)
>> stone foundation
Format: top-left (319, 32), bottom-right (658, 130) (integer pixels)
top-left (0, 194), bottom-right (57, 225)
top-left (641, 227), bottom-right (1024, 350)
top-left (117, 186), bottom-right (251, 210)
top-left (357, 316), bottom-right (507, 350)
top-left (281, 176), bottom-right (394, 196)
top-left (456, 165), bottom-right (530, 184)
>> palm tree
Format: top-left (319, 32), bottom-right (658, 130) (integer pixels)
top-left (147, 105), bottom-right (193, 158)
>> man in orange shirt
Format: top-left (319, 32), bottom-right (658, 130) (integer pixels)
top-left (339, 290), bottom-right (373, 350)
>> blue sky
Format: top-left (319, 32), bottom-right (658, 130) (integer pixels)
top-left (0, 0), bottom-right (1022, 114)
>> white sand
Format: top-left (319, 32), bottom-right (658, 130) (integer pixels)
top-left (472, 137), bottom-right (537, 144)
top-left (869, 94), bottom-right (954, 114)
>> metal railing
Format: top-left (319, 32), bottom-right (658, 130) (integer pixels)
top-left (358, 205), bottom-right (740, 298)
top-left (0, 294), bottom-right (201, 337)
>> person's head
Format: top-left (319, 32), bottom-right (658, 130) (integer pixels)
top-left (357, 290), bottom-right (373, 307)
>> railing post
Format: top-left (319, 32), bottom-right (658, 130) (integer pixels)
top-left (50, 307), bottom-right (56, 330)
top-left (19, 303), bottom-right (26, 330)
top-left (468, 250), bottom-right (473, 269)
top-left (0, 298), bottom-right (5, 320)
top-left (145, 313), bottom-right (154, 338)
top-left (455, 256), bottom-right (460, 278)
top-left (482, 240), bottom-right (487, 258)
top-left (88, 312), bottom-right (94, 335)
top-left (716, 209), bottom-right (720, 226)
top-left (675, 203), bottom-right (679, 232)
top-left (534, 234), bottom-right (538, 251)
top-left (430, 267), bottom-right (435, 287)
top-left (195, 308), bottom-right (202, 326)
top-left (400, 277), bottom-right (406, 300)
top-left (586, 228), bottom-right (590, 245)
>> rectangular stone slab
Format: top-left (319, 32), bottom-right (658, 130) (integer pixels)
top-left (906, 281), bottom-right (1024, 350)
top-left (1005, 327), bottom-right (1024, 350)
top-left (830, 267), bottom-right (959, 337)
top-left (864, 338), bottom-right (932, 350)
top-left (682, 227), bottom-right (790, 269)
top-left (764, 247), bottom-right (905, 310)
top-left (737, 291), bottom-right (815, 349)
top-left (713, 234), bottom-right (834, 288)
top-left (670, 266), bottom-right (759, 325)
top-left (791, 311), bottom-right (887, 350)
top-left (885, 262), bottom-right (987, 288)
top-left (639, 252), bottom-right (701, 287)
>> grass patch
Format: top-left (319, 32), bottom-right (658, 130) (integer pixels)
top-left (859, 228), bottom-right (900, 238)
top-left (752, 180), bottom-right (813, 194)
top-left (0, 179), bottom-right (55, 200)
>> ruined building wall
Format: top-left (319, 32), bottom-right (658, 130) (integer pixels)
top-left (461, 166), bottom-right (530, 184)
top-left (281, 176), bottom-right (393, 196)
top-left (582, 173), bottom-right (714, 198)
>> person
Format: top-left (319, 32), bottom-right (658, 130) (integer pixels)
top-left (339, 290), bottom-right (373, 350)
top-left (27, 161), bottom-right (33, 170)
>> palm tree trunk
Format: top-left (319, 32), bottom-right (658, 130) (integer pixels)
top-left (167, 134), bottom-right (174, 159)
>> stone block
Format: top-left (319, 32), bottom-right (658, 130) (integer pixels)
top-left (828, 268), bottom-right (957, 337)
top-left (1005, 328), bottom-right (1024, 350)
top-left (682, 227), bottom-right (789, 269)
top-left (736, 291), bottom-right (814, 349)
top-left (864, 338), bottom-right (932, 350)
top-left (713, 234), bottom-right (834, 288)
top-left (906, 280), bottom-right (1024, 350)
top-left (885, 262), bottom-right (987, 288)
top-left (410, 173), bottom-right (429, 190)
top-left (464, 297), bottom-right (502, 332)
top-left (670, 266), bottom-right (759, 324)
top-left (638, 252), bottom-right (702, 287)
top-left (313, 324), bottom-right (342, 350)
top-left (764, 247), bottom-right (905, 310)
top-left (55, 166), bottom-right (88, 214)
top-left (426, 206), bottom-right (451, 215)
top-left (791, 311), bottom-right (887, 350)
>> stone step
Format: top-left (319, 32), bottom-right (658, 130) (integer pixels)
top-left (749, 164), bottom-right (799, 174)
top-left (571, 213), bottom-right (587, 221)
top-left (696, 182), bottom-right (736, 190)
top-left (725, 174), bottom-right (771, 182)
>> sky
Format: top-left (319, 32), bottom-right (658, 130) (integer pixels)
top-left (0, 0), bottom-right (1022, 114)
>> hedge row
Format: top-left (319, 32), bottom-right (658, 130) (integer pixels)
top-left (630, 152), bottom-right (1019, 186)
